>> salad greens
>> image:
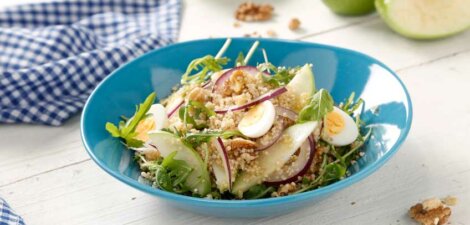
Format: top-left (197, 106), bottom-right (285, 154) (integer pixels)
top-left (178, 100), bottom-right (215, 130)
top-left (181, 55), bottom-right (229, 84)
top-left (297, 89), bottom-right (334, 123)
top-left (243, 184), bottom-right (276, 199)
top-left (105, 93), bottom-right (156, 148)
top-left (104, 39), bottom-right (372, 200)
top-left (296, 92), bottom-right (371, 193)
top-left (146, 151), bottom-right (193, 194)
top-left (257, 63), bottom-right (299, 87)
top-left (183, 130), bottom-right (244, 147)
top-left (340, 92), bottom-right (364, 116)
top-left (162, 127), bottom-right (244, 148)
top-left (235, 52), bottom-right (245, 67)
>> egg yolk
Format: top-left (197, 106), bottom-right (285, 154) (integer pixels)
top-left (240, 104), bottom-right (265, 126)
top-left (134, 117), bottom-right (156, 141)
top-left (324, 111), bottom-right (345, 135)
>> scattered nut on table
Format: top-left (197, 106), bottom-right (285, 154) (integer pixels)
top-left (266, 29), bottom-right (277, 37)
top-left (235, 2), bottom-right (274, 22)
top-left (288, 18), bottom-right (301, 31)
top-left (409, 197), bottom-right (455, 225)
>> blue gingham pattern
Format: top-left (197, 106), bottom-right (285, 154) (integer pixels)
top-left (0, 0), bottom-right (181, 125)
top-left (0, 198), bottom-right (25, 225)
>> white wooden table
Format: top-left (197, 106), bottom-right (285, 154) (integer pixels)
top-left (1, 0), bottom-right (470, 224)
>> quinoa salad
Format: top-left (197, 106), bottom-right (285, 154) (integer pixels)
top-left (105, 39), bottom-right (371, 199)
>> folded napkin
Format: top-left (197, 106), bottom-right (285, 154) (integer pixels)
top-left (0, 197), bottom-right (25, 225)
top-left (0, 0), bottom-right (181, 126)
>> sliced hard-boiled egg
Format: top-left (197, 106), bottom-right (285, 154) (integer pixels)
top-left (134, 104), bottom-right (169, 142)
top-left (321, 106), bottom-right (359, 146)
top-left (238, 100), bottom-right (276, 138)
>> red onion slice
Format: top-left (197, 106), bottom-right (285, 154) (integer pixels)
top-left (275, 106), bottom-right (298, 121)
top-left (215, 86), bottom-right (287, 114)
top-left (212, 66), bottom-right (261, 94)
top-left (264, 135), bottom-right (315, 185)
top-left (213, 137), bottom-right (233, 190)
top-left (202, 80), bottom-right (211, 89)
top-left (254, 107), bottom-right (297, 151)
top-left (166, 100), bottom-right (184, 118)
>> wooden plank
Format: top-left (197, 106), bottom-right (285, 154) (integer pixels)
top-left (2, 51), bottom-right (469, 225)
top-left (303, 19), bottom-right (470, 70)
top-left (0, 116), bottom-right (90, 186)
top-left (179, 0), bottom-right (376, 41)
top-left (1, 0), bottom-right (470, 224)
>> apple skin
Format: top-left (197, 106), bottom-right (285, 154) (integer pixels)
top-left (231, 121), bottom-right (319, 197)
top-left (322, 0), bottom-right (375, 16)
top-left (375, 0), bottom-right (470, 40)
top-left (148, 131), bottom-right (211, 196)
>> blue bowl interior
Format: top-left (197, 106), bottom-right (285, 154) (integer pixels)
top-left (81, 38), bottom-right (411, 217)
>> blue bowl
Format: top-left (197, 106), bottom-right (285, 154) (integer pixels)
top-left (81, 38), bottom-right (412, 218)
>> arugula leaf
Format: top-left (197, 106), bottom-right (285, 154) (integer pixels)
top-left (119, 115), bottom-right (129, 122)
top-left (178, 100), bottom-right (215, 130)
top-left (243, 184), bottom-right (275, 199)
top-left (340, 92), bottom-right (364, 115)
top-left (323, 163), bottom-right (347, 181)
top-left (105, 123), bottom-right (120, 137)
top-left (155, 151), bottom-right (193, 194)
top-left (340, 129), bottom-right (372, 162)
top-left (162, 123), bottom-right (244, 148)
top-left (121, 93), bottom-right (156, 137)
top-left (235, 52), bottom-right (245, 66)
top-left (330, 145), bottom-right (346, 166)
top-left (209, 190), bottom-right (222, 199)
top-left (105, 92), bottom-right (156, 148)
top-left (257, 62), bottom-right (277, 73)
top-left (184, 130), bottom-right (244, 147)
top-left (297, 89), bottom-right (334, 123)
top-left (257, 63), bottom-right (298, 87)
top-left (125, 137), bottom-right (145, 148)
top-left (262, 70), bottom-right (295, 87)
top-left (181, 55), bottom-right (229, 84)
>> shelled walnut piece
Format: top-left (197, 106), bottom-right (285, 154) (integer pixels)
top-left (289, 18), bottom-right (301, 30)
top-left (235, 2), bottom-right (274, 22)
top-left (409, 198), bottom-right (453, 225)
top-left (229, 138), bottom-right (257, 151)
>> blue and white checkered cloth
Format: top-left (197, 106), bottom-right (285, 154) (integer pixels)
top-left (0, 0), bottom-right (181, 126)
top-left (0, 198), bottom-right (25, 225)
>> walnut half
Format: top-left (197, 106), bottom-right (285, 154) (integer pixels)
top-left (229, 138), bottom-right (257, 151)
top-left (235, 2), bottom-right (274, 22)
top-left (409, 198), bottom-right (452, 225)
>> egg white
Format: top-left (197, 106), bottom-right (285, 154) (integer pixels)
top-left (322, 106), bottom-right (359, 146)
top-left (238, 100), bottom-right (276, 138)
top-left (147, 104), bottom-right (169, 131)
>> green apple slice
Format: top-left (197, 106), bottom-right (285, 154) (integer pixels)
top-left (376, 0), bottom-right (470, 39)
top-left (322, 0), bottom-right (375, 16)
top-left (148, 131), bottom-right (211, 196)
top-left (231, 121), bottom-right (319, 197)
top-left (287, 64), bottom-right (316, 99)
top-left (213, 164), bottom-right (230, 192)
